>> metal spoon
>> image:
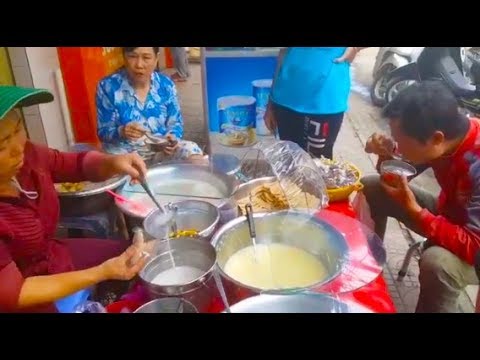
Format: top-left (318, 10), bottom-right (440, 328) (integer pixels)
top-left (139, 179), bottom-right (166, 214)
top-left (166, 202), bottom-right (178, 235)
top-left (245, 203), bottom-right (261, 264)
top-left (141, 130), bottom-right (165, 144)
top-left (245, 204), bottom-right (258, 248)
top-left (175, 299), bottom-right (184, 314)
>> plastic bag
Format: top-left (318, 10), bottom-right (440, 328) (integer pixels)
top-left (351, 192), bottom-right (375, 232)
top-left (238, 140), bottom-right (329, 213)
top-left (74, 301), bottom-right (107, 313)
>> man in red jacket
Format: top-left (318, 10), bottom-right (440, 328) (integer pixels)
top-left (361, 81), bottom-right (480, 313)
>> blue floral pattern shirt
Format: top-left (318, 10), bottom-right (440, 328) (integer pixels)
top-left (96, 68), bottom-right (184, 155)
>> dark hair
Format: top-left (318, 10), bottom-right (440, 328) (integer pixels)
top-left (123, 47), bottom-right (159, 54)
top-left (382, 80), bottom-right (469, 143)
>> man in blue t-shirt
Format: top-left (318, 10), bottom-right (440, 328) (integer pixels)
top-left (265, 47), bottom-right (367, 159)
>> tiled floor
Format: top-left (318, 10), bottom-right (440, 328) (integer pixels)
top-left (169, 59), bottom-right (476, 313)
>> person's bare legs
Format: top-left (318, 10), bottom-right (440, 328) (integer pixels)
top-left (170, 47), bottom-right (190, 81)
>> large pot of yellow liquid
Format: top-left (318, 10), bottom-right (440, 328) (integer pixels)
top-left (211, 210), bottom-right (349, 305)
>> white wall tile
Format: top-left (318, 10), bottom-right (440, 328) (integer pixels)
top-left (25, 47), bottom-right (68, 150)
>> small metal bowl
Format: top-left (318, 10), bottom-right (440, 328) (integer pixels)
top-left (143, 200), bottom-right (220, 241)
top-left (232, 176), bottom-right (278, 202)
top-left (139, 237), bottom-right (216, 299)
top-left (134, 298), bottom-right (198, 313)
top-left (380, 159), bottom-right (417, 177)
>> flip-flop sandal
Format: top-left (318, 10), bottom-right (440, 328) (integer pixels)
top-left (171, 73), bottom-right (187, 82)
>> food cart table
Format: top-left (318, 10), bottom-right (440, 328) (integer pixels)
top-left (204, 200), bottom-right (397, 314)
top-left (110, 199), bottom-right (397, 314)
top-left (321, 201), bottom-right (396, 313)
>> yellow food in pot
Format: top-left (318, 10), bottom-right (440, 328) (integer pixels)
top-left (224, 243), bottom-right (328, 290)
top-left (169, 229), bottom-right (199, 239)
top-left (58, 182), bottom-right (85, 193)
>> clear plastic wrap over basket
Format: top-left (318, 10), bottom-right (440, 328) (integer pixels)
top-left (237, 140), bottom-right (329, 213)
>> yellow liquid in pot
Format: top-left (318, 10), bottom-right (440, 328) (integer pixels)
top-left (224, 243), bottom-right (328, 290)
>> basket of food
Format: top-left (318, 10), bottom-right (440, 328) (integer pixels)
top-left (313, 157), bottom-right (363, 202)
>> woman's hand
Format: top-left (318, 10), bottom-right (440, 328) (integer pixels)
top-left (164, 133), bottom-right (180, 156)
top-left (102, 153), bottom-right (148, 183)
top-left (121, 122), bottom-right (145, 141)
top-left (334, 47), bottom-right (362, 64)
top-left (99, 245), bottom-right (148, 281)
top-left (264, 103), bottom-right (277, 132)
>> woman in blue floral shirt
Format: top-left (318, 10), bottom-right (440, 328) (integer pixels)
top-left (96, 47), bottom-right (203, 162)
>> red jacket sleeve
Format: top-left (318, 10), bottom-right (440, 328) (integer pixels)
top-left (0, 224), bottom-right (25, 312)
top-left (418, 179), bottom-right (480, 266)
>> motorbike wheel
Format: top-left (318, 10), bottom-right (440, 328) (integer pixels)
top-left (385, 77), bottom-right (418, 104)
top-left (370, 64), bottom-right (395, 107)
top-left (460, 98), bottom-right (480, 117)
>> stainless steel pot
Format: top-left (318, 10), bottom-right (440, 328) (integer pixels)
top-left (143, 200), bottom-right (220, 241)
top-left (139, 237), bottom-right (218, 312)
top-left (211, 210), bottom-right (349, 302)
top-left (226, 293), bottom-right (369, 313)
top-left (116, 163), bottom-right (239, 230)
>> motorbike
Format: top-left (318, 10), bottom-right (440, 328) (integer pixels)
top-left (383, 47), bottom-right (480, 116)
top-left (370, 47), bottom-right (424, 107)
top-left (465, 47), bottom-right (480, 85)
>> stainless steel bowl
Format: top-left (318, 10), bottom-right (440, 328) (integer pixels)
top-left (145, 163), bottom-right (239, 198)
top-left (116, 163), bottom-right (239, 220)
top-left (380, 159), bottom-right (417, 177)
top-left (134, 297), bottom-right (198, 313)
top-left (139, 237), bottom-right (217, 297)
top-left (231, 177), bottom-right (278, 215)
top-left (143, 200), bottom-right (220, 241)
top-left (211, 210), bottom-right (349, 294)
top-left (226, 294), bottom-right (369, 313)
top-left (232, 176), bottom-right (277, 202)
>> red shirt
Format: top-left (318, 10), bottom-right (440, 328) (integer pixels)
top-left (0, 142), bottom-right (106, 311)
top-left (418, 119), bottom-right (480, 265)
